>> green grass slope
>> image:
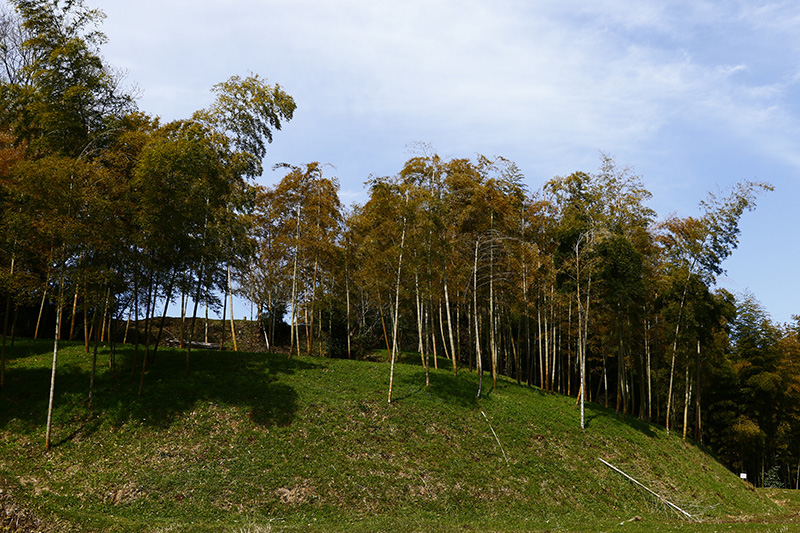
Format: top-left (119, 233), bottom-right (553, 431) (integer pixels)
top-left (0, 339), bottom-right (796, 532)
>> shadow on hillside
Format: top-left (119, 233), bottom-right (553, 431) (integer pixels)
top-left (1, 338), bottom-right (55, 362)
top-left (396, 370), bottom-right (486, 408)
top-left (0, 345), bottom-right (320, 446)
top-left (583, 402), bottom-right (659, 438)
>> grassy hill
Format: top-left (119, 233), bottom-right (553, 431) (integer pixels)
top-left (1, 339), bottom-right (798, 532)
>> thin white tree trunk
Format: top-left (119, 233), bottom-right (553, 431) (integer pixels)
top-left (346, 264), bottom-right (352, 359)
top-left (289, 210), bottom-right (300, 357)
top-left (45, 266), bottom-right (66, 450)
top-left (415, 273), bottom-right (429, 390)
top-left (443, 269), bottom-right (457, 376)
top-left (575, 238), bottom-right (586, 430)
top-left (682, 359), bottom-right (692, 440)
top-left (228, 265), bottom-right (237, 352)
top-left (34, 284), bottom-right (48, 340)
top-left (438, 301), bottom-right (449, 362)
top-left (544, 289), bottom-right (550, 390)
top-left (123, 303), bottom-right (132, 344)
top-left (666, 271), bottom-right (692, 436)
top-left (179, 291), bottom-right (187, 348)
top-left (537, 299), bottom-right (543, 388)
top-left (388, 213), bottom-right (406, 404)
top-left (474, 239), bottom-right (483, 397)
top-left (489, 239), bottom-right (497, 390)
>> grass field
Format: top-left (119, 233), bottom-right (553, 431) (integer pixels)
top-left (1, 338), bottom-right (799, 532)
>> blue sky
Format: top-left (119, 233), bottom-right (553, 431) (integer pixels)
top-left (83, 0), bottom-right (799, 323)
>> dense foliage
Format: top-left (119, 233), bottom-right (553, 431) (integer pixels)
top-left (1, 0), bottom-right (797, 490)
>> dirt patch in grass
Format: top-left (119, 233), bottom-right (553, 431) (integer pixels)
top-left (275, 478), bottom-right (315, 505)
top-left (103, 482), bottom-right (146, 505)
top-left (0, 480), bottom-right (47, 532)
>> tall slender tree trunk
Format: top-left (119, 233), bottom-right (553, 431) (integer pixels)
top-left (185, 264), bottom-right (204, 375)
top-left (682, 358), bottom-right (692, 441)
top-left (154, 277), bottom-right (175, 355)
top-left (645, 316), bottom-right (652, 421)
top-left (123, 303), bottom-right (131, 344)
top-left (34, 284), bottom-right (48, 340)
top-left (138, 278), bottom-right (157, 396)
top-left (379, 295), bottom-right (391, 355)
top-left (443, 268), bottom-right (457, 376)
top-left (306, 257), bottom-right (318, 356)
top-left (544, 290), bottom-right (551, 390)
top-left (415, 273), bottom-right (424, 359)
top-left (83, 284), bottom-right (90, 352)
top-left (575, 238), bottom-right (588, 430)
top-left (437, 301), bottom-right (449, 362)
top-left (179, 291), bottom-right (187, 348)
top-left (537, 299), bottom-right (544, 388)
top-left (289, 209), bottom-right (301, 358)
top-left (228, 266), bottom-right (238, 352)
top-left (346, 265), bottom-right (352, 359)
top-left (473, 239), bottom-right (483, 397)
top-left (88, 312), bottom-right (100, 406)
top-left (695, 339), bottom-right (702, 443)
top-left (555, 299), bottom-right (563, 393)
top-left (100, 288), bottom-right (110, 343)
top-left (45, 265), bottom-right (66, 450)
top-left (415, 273), bottom-right (429, 388)
top-left (615, 313), bottom-right (623, 413)
top-left (509, 321), bottom-right (519, 383)
top-left (69, 286), bottom-right (78, 341)
top-left (109, 302), bottom-right (118, 373)
top-left (387, 213), bottom-right (406, 404)
top-left (428, 296), bottom-right (438, 370)
top-left (666, 275), bottom-right (691, 436)
top-left (466, 303), bottom-right (473, 372)
top-left (130, 271), bottom-right (140, 380)
top-left (550, 295), bottom-right (557, 390)
top-left (489, 236), bottom-right (497, 391)
top-left (521, 253), bottom-right (530, 386)
top-left (567, 299), bottom-right (572, 395)
top-left (219, 282), bottom-right (227, 351)
top-left (456, 302), bottom-right (462, 373)
top-left (423, 304), bottom-right (432, 382)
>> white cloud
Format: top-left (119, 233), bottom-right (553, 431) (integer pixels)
top-left (91, 0), bottom-right (800, 176)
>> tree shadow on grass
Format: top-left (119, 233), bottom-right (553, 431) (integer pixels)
top-left (396, 369), bottom-right (487, 409)
top-left (0, 343), bottom-right (321, 446)
top-left (583, 401), bottom-right (659, 438)
top-left (1, 338), bottom-right (51, 362)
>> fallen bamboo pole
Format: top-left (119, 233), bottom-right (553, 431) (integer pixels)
top-left (599, 458), bottom-right (693, 520)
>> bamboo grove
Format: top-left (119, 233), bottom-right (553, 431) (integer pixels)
top-left (2, 0), bottom-right (800, 489)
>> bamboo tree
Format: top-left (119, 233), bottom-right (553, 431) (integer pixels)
top-left (657, 180), bottom-right (771, 435)
top-left (387, 196), bottom-right (407, 404)
top-left (45, 255), bottom-right (65, 450)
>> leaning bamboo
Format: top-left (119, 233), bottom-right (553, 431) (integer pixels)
top-left (599, 458), bottom-right (692, 519)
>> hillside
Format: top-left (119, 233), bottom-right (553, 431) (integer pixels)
top-left (0, 339), bottom-right (797, 532)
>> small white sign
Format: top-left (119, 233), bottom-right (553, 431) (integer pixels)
top-left (740, 473), bottom-right (747, 480)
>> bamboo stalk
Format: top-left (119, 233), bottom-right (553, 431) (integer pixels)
top-left (599, 458), bottom-right (693, 519)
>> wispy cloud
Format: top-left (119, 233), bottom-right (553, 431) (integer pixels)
top-left (97, 0), bottom-right (799, 153)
